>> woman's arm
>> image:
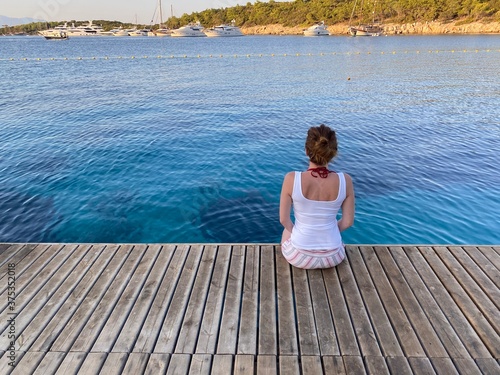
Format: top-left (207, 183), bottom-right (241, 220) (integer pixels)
top-left (338, 173), bottom-right (355, 232)
top-left (279, 172), bottom-right (294, 233)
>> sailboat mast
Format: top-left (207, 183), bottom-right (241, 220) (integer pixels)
top-left (159, 0), bottom-right (163, 25)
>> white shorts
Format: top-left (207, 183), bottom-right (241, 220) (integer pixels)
top-left (281, 239), bottom-right (346, 269)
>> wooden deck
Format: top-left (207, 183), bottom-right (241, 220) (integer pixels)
top-left (0, 243), bottom-right (498, 374)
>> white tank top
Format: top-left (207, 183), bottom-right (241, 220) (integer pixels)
top-left (290, 171), bottom-right (346, 250)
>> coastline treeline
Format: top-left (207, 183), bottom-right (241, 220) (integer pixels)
top-left (1, 0), bottom-right (499, 34)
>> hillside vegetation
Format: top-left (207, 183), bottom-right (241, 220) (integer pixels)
top-left (1, 0), bottom-right (499, 34)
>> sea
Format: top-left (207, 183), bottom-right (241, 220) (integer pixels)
top-left (1, 34), bottom-right (499, 245)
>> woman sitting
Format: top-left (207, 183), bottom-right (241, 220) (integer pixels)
top-left (279, 124), bottom-right (355, 269)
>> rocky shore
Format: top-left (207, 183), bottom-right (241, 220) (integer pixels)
top-left (241, 20), bottom-right (500, 35)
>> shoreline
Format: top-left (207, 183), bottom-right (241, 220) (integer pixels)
top-left (242, 20), bottom-right (500, 35)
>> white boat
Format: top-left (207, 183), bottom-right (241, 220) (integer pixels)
top-left (348, 0), bottom-right (384, 36)
top-left (303, 21), bottom-right (330, 36)
top-left (154, 28), bottom-right (172, 37)
top-left (38, 30), bottom-right (68, 40)
top-left (204, 20), bottom-right (243, 37)
top-left (128, 28), bottom-right (149, 36)
top-left (111, 27), bottom-right (129, 36)
top-left (66, 20), bottom-right (103, 36)
top-left (171, 22), bottom-right (205, 37)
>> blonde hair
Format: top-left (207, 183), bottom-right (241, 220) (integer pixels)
top-left (305, 124), bottom-right (338, 165)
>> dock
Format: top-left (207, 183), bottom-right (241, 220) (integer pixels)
top-left (0, 243), bottom-right (499, 374)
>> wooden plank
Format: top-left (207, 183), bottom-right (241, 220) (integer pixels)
top-left (99, 353), bottom-right (128, 375)
top-left (0, 244), bottom-right (68, 316)
top-left (301, 356), bottom-right (323, 375)
top-left (430, 358), bottom-right (459, 375)
top-left (195, 245), bottom-right (232, 354)
top-left (77, 352), bottom-right (107, 375)
top-left (32, 352), bottom-right (66, 374)
top-left (0, 244), bottom-right (50, 283)
top-left (443, 246), bottom-right (500, 313)
top-left (175, 246), bottom-right (218, 354)
top-left (364, 356), bottom-right (389, 375)
top-left (133, 245), bottom-right (189, 353)
top-left (291, 266), bottom-right (319, 355)
top-left (402, 246), bottom-right (490, 359)
top-left (348, 247), bottom-right (403, 357)
top-left (258, 245), bottom-right (277, 355)
top-left (452, 358), bottom-right (483, 375)
top-left (375, 247), bottom-right (448, 358)
top-left (390, 247), bottom-right (470, 359)
top-left (154, 245), bottom-right (205, 354)
top-left (361, 246), bottom-right (425, 357)
top-left (16, 245), bottom-right (108, 351)
top-left (66, 245), bottom-right (143, 352)
top-left (420, 246), bottom-right (500, 358)
top-left (234, 355), bottom-right (254, 375)
top-left (0, 243), bottom-right (38, 269)
top-left (112, 245), bottom-right (175, 352)
top-left (386, 357), bottom-right (412, 375)
top-left (343, 355), bottom-right (366, 375)
top-left (144, 353), bottom-right (170, 375)
top-left (0, 244), bottom-right (92, 350)
top-left (121, 353), bottom-right (150, 374)
top-left (336, 253), bottom-right (381, 357)
top-left (166, 354), bottom-right (191, 375)
top-left (216, 245), bottom-right (246, 354)
top-left (475, 358), bottom-right (500, 375)
top-left (93, 244), bottom-right (160, 352)
top-left (30, 245), bottom-right (118, 351)
top-left (279, 356), bottom-right (300, 375)
top-left (236, 245), bottom-right (259, 355)
top-left (322, 266), bottom-right (360, 356)
top-left (322, 356), bottom-right (346, 375)
top-left (189, 354), bottom-right (212, 375)
top-left (10, 351), bottom-right (43, 375)
top-left (275, 247), bottom-right (298, 356)
top-left (0, 243), bottom-right (13, 258)
top-left (408, 357), bottom-right (436, 375)
top-left (211, 354), bottom-right (233, 374)
top-left (462, 247), bottom-right (500, 289)
top-left (477, 246), bottom-right (500, 269)
top-left (48, 244), bottom-right (134, 352)
top-left (54, 352), bottom-right (87, 375)
top-left (308, 269), bottom-right (339, 356)
top-left (256, 355), bottom-right (277, 375)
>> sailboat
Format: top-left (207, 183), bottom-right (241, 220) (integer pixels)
top-left (348, 0), bottom-right (384, 36)
top-left (153, 1), bottom-right (172, 36)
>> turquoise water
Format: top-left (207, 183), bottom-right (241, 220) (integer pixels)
top-left (1, 35), bottom-right (499, 244)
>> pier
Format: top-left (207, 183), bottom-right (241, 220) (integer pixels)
top-left (0, 243), bottom-right (499, 374)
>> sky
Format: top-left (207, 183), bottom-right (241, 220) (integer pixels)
top-left (3, 1), bottom-right (286, 24)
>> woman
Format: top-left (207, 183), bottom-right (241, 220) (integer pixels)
top-left (279, 124), bottom-right (355, 269)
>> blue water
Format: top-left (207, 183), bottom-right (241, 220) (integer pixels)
top-left (1, 35), bottom-right (499, 244)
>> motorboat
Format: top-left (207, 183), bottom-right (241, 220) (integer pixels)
top-left (303, 21), bottom-right (330, 36)
top-left (128, 28), bottom-right (149, 36)
top-left (154, 28), bottom-right (172, 37)
top-left (111, 27), bottom-right (129, 36)
top-left (204, 20), bottom-right (243, 37)
top-left (171, 22), bottom-right (205, 37)
top-left (38, 30), bottom-right (68, 40)
top-left (66, 20), bottom-right (103, 36)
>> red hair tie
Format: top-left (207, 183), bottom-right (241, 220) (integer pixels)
top-left (307, 167), bottom-right (334, 178)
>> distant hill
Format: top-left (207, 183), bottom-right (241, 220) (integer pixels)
top-left (0, 15), bottom-right (44, 26)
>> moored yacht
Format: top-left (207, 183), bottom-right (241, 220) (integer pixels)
top-left (171, 22), bottom-right (205, 37)
top-left (38, 29), bottom-right (68, 40)
top-left (128, 28), bottom-right (149, 36)
top-left (303, 21), bottom-right (330, 36)
top-left (111, 27), bottom-right (129, 36)
top-left (204, 20), bottom-right (243, 37)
